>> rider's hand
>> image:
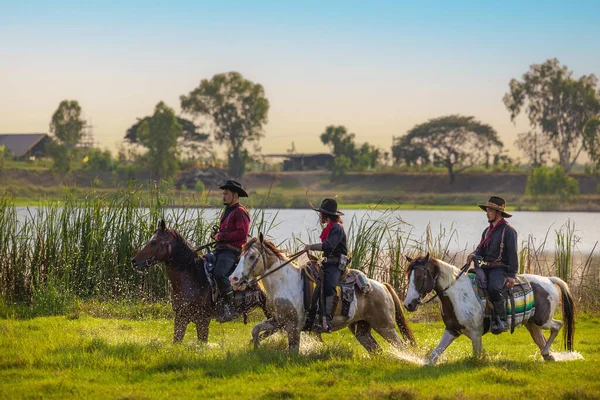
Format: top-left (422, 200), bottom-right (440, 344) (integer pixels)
top-left (466, 253), bottom-right (475, 264)
top-left (211, 232), bottom-right (218, 241)
top-left (304, 244), bottom-right (311, 252)
top-left (505, 277), bottom-right (516, 289)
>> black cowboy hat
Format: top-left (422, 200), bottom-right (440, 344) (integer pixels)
top-left (312, 198), bottom-right (344, 216)
top-left (478, 196), bottom-right (512, 218)
top-left (219, 180), bottom-right (248, 197)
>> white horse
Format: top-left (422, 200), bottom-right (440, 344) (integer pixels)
top-left (229, 235), bottom-right (415, 353)
top-left (403, 254), bottom-right (575, 364)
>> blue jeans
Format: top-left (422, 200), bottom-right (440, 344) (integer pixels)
top-left (213, 249), bottom-right (238, 294)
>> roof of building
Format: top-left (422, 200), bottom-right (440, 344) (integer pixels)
top-left (0, 133), bottom-right (49, 157)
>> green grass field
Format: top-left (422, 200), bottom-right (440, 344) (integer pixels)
top-left (1, 311), bottom-right (598, 399)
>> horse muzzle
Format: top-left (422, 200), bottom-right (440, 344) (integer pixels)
top-left (404, 298), bottom-right (420, 312)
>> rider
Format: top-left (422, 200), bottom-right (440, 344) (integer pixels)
top-left (211, 180), bottom-right (250, 323)
top-left (303, 198), bottom-right (348, 333)
top-left (467, 196), bottom-right (518, 335)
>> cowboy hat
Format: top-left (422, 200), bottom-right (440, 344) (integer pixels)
top-left (312, 198), bottom-right (344, 216)
top-left (478, 196), bottom-right (512, 218)
top-left (218, 180), bottom-right (248, 197)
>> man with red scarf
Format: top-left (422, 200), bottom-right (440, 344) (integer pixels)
top-left (467, 196), bottom-right (518, 334)
top-left (303, 198), bottom-right (348, 333)
top-left (210, 180), bottom-right (251, 322)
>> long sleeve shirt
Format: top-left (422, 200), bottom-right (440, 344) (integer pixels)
top-left (215, 203), bottom-right (250, 250)
top-left (474, 222), bottom-right (519, 278)
top-left (321, 223), bottom-right (348, 258)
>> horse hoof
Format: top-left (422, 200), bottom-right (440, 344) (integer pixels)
top-left (543, 354), bottom-right (555, 361)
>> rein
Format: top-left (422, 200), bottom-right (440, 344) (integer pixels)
top-left (249, 249), bottom-right (308, 285)
top-left (419, 262), bottom-right (471, 305)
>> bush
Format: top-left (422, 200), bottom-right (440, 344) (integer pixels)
top-left (194, 179), bottom-right (205, 193)
top-left (526, 166), bottom-right (579, 201)
top-left (83, 148), bottom-right (116, 172)
top-left (331, 155), bottom-right (351, 182)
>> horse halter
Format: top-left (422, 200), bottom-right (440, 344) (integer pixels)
top-left (144, 229), bottom-right (173, 268)
top-left (409, 263), bottom-right (440, 304)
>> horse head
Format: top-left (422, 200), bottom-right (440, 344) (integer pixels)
top-left (403, 253), bottom-right (440, 312)
top-left (230, 233), bottom-right (283, 290)
top-left (131, 219), bottom-right (176, 271)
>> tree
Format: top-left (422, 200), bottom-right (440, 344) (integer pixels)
top-left (391, 135), bottom-right (429, 167)
top-left (48, 100), bottom-right (86, 172)
top-left (320, 125), bottom-right (382, 170)
top-left (583, 117), bottom-right (600, 173)
top-left (136, 102), bottom-right (183, 180)
top-left (515, 131), bottom-right (551, 167)
top-left (398, 115), bottom-right (503, 183)
top-left (180, 71), bottom-right (269, 177)
top-left (503, 58), bottom-right (600, 172)
top-left (50, 100), bottom-right (86, 148)
top-left (125, 116), bottom-right (209, 160)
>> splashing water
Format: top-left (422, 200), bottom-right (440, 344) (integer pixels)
top-left (386, 347), bottom-right (427, 366)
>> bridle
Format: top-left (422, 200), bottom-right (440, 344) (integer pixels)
top-left (237, 241), bottom-right (268, 286)
top-left (140, 229), bottom-right (174, 269)
top-left (409, 260), bottom-right (470, 305)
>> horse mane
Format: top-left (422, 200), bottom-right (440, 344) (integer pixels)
top-left (243, 237), bottom-right (287, 261)
top-left (167, 229), bottom-right (202, 273)
top-left (406, 255), bottom-right (459, 289)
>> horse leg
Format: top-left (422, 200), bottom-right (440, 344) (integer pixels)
top-left (539, 318), bottom-right (563, 361)
top-left (525, 320), bottom-right (551, 359)
top-left (466, 330), bottom-right (483, 359)
top-left (349, 321), bottom-right (381, 353)
top-left (429, 329), bottom-right (459, 365)
top-left (194, 315), bottom-right (210, 343)
top-left (173, 312), bottom-right (189, 343)
top-left (251, 319), bottom-right (278, 349)
top-left (371, 324), bottom-right (405, 350)
top-left (286, 325), bottom-right (301, 354)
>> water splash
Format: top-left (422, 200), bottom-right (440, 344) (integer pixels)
top-left (386, 347), bottom-right (427, 366)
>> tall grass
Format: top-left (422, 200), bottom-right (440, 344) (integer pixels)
top-left (1, 188), bottom-right (599, 313)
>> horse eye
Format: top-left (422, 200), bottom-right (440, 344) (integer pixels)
top-left (249, 255), bottom-right (256, 260)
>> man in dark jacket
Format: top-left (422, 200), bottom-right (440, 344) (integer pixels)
top-left (211, 180), bottom-right (251, 322)
top-left (467, 196), bottom-right (518, 334)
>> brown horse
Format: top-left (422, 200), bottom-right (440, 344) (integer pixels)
top-left (229, 235), bottom-right (416, 354)
top-left (131, 220), bottom-right (267, 343)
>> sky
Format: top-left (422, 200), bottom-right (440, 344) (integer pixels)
top-left (1, 0), bottom-right (599, 159)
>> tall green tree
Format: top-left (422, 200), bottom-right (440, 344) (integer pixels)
top-left (180, 72), bottom-right (269, 177)
top-left (503, 58), bottom-right (600, 172)
top-left (320, 125), bottom-right (381, 170)
top-left (125, 116), bottom-right (210, 160)
top-left (136, 102), bottom-right (183, 180)
top-left (398, 115), bottom-right (503, 183)
top-left (48, 100), bottom-right (86, 172)
top-left (391, 135), bottom-right (429, 166)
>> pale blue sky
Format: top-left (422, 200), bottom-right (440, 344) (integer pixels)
top-left (1, 0), bottom-right (599, 156)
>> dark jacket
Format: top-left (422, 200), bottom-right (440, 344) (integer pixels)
top-left (322, 223), bottom-right (348, 259)
top-left (474, 222), bottom-right (519, 278)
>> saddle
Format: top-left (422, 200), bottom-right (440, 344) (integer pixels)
top-left (468, 272), bottom-right (536, 333)
top-left (301, 260), bottom-right (372, 331)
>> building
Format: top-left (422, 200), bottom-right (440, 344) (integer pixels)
top-left (0, 133), bottom-right (52, 160)
top-left (264, 153), bottom-right (334, 171)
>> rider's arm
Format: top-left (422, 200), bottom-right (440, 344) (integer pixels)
top-left (216, 210), bottom-right (250, 243)
top-left (505, 228), bottom-right (519, 278)
top-left (305, 243), bottom-right (323, 251)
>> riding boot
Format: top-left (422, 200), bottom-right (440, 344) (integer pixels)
top-left (491, 300), bottom-right (508, 334)
top-left (217, 291), bottom-right (240, 323)
top-left (324, 295), bottom-right (336, 333)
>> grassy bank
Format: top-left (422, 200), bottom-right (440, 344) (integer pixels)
top-left (0, 310), bottom-right (598, 399)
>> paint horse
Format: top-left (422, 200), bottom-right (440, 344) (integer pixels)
top-left (229, 234), bottom-right (415, 354)
top-left (131, 220), bottom-right (268, 343)
top-left (403, 254), bottom-right (575, 364)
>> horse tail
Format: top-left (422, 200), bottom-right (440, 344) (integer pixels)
top-left (383, 283), bottom-right (416, 346)
top-left (548, 277), bottom-right (575, 352)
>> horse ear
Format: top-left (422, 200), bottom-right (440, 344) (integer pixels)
top-left (159, 219), bottom-right (166, 231)
top-left (259, 232), bottom-right (264, 243)
top-left (405, 255), bottom-right (413, 262)
top-left (424, 252), bottom-right (430, 262)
